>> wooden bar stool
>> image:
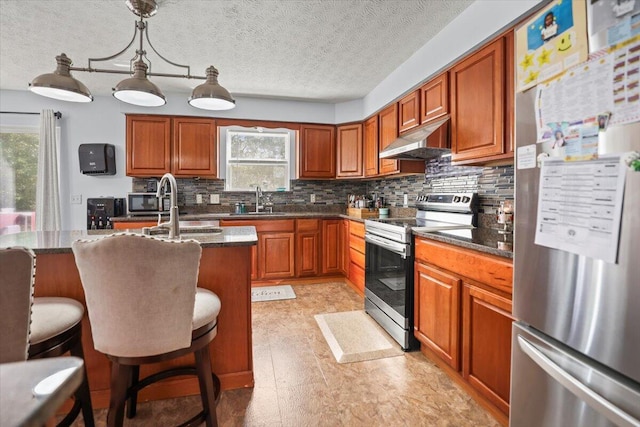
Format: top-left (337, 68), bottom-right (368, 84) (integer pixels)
top-left (0, 247), bottom-right (95, 427)
top-left (72, 233), bottom-right (221, 427)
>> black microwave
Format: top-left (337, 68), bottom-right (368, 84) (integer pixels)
top-left (127, 193), bottom-right (170, 215)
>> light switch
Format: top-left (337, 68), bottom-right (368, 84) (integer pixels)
top-left (310, 194), bottom-right (316, 203)
top-left (196, 194), bottom-right (203, 204)
top-left (210, 194), bottom-right (220, 204)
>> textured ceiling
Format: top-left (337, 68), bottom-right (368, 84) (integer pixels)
top-left (0, 0), bottom-right (473, 103)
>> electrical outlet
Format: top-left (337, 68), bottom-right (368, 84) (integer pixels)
top-left (196, 194), bottom-right (203, 204)
top-left (71, 195), bottom-right (82, 204)
top-left (310, 194), bottom-right (316, 203)
top-left (210, 194), bottom-right (220, 204)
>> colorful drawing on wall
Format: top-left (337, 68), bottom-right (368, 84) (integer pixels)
top-left (516, 0), bottom-right (589, 92)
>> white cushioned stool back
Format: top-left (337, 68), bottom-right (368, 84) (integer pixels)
top-left (72, 234), bottom-right (202, 357)
top-left (0, 247), bottom-right (35, 362)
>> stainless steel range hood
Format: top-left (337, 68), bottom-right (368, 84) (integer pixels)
top-left (379, 115), bottom-right (450, 160)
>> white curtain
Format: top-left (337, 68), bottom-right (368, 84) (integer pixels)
top-left (35, 109), bottom-right (61, 231)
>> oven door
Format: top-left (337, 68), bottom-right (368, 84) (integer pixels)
top-left (364, 233), bottom-right (417, 350)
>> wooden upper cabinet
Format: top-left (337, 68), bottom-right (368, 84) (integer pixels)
top-left (378, 104), bottom-right (399, 175)
top-left (505, 31), bottom-right (515, 155)
top-left (450, 37), bottom-right (506, 162)
top-left (399, 90), bottom-right (420, 133)
top-left (126, 115), bottom-right (171, 176)
top-left (421, 72), bottom-right (449, 123)
top-left (172, 117), bottom-right (217, 178)
top-left (298, 124), bottom-right (336, 179)
top-left (378, 104), bottom-right (424, 176)
top-left (363, 116), bottom-right (379, 177)
top-left (126, 115), bottom-right (217, 178)
top-left (336, 123), bottom-right (363, 178)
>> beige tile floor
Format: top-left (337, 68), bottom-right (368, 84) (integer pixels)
top-left (70, 281), bottom-right (500, 426)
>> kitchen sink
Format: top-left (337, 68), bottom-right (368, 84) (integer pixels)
top-left (142, 223), bottom-right (222, 236)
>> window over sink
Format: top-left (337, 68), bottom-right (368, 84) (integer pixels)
top-left (220, 126), bottom-right (294, 192)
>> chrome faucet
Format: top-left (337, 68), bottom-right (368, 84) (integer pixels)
top-left (156, 173), bottom-right (180, 239)
top-left (256, 186), bottom-right (264, 213)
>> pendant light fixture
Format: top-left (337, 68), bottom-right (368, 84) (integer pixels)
top-left (29, 0), bottom-right (235, 110)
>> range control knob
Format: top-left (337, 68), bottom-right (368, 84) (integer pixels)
top-left (453, 196), bottom-right (461, 203)
top-left (462, 196), bottom-right (470, 203)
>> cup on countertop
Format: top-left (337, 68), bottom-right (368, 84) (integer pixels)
top-left (379, 208), bottom-right (389, 218)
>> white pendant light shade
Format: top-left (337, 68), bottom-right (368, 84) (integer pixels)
top-left (113, 60), bottom-right (166, 107)
top-left (29, 54), bottom-right (93, 103)
top-left (189, 66), bottom-right (235, 111)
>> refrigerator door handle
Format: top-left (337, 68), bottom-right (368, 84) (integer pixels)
top-left (518, 335), bottom-right (640, 427)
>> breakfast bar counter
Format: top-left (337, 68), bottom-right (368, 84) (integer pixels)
top-left (0, 227), bottom-right (258, 409)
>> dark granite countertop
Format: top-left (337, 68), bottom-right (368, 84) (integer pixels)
top-left (0, 226), bottom-right (258, 254)
top-left (413, 228), bottom-right (513, 259)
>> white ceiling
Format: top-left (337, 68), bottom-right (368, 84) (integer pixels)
top-left (0, 0), bottom-right (474, 103)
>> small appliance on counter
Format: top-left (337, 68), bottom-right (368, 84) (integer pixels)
top-left (127, 193), bottom-right (170, 216)
top-left (87, 197), bottom-right (125, 229)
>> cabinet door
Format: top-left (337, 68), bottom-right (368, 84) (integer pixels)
top-left (462, 283), bottom-right (513, 415)
top-left (126, 115), bottom-right (171, 177)
top-left (399, 90), bottom-right (420, 133)
top-left (341, 219), bottom-right (350, 276)
top-left (259, 232), bottom-right (295, 279)
top-left (414, 262), bottom-right (461, 370)
top-left (336, 124), bottom-right (363, 178)
top-left (450, 37), bottom-right (505, 161)
top-left (504, 31), bottom-right (515, 155)
top-left (172, 117), bottom-right (217, 178)
top-left (296, 219), bottom-right (320, 277)
top-left (378, 104), bottom-right (399, 175)
top-left (299, 125), bottom-right (336, 178)
top-left (363, 116), bottom-right (379, 177)
top-left (420, 72), bottom-right (449, 123)
top-left (322, 220), bottom-right (341, 274)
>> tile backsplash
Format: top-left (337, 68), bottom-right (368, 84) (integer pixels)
top-left (132, 159), bottom-right (514, 221)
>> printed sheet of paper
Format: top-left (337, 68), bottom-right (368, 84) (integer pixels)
top-left (535, 155), bottom-right (627, 263)
top-left (535, 51), bottom-right (613, 141)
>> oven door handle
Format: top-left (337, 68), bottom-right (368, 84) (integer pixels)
top-left (365, 234), bottom-right (408, 258)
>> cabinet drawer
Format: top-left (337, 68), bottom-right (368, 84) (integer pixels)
top-left (349, 234), bottom-right (365, 254)
top-left (220, 219), bottom-right (295, 233)
top-left (349, 247), bottom-right (365, 269)
top-left (349, 221), bottom-right (365, 238)
top-left (296, 218), bottom-right (320, 232)
top-left (415, 238), bottom-right (512, 294)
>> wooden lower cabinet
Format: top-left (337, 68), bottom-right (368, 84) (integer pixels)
top-left (414, 262), bottom-right (461, 370)
top-left (221, 219), bottom-right (295, 280)
top-left (414, 236), bottom-right (513, 420)
top-left (462, 283), bottom-right (514, 415)
top-left (347, 220), bottom-right (366, 294)
top-left (322, 219), bottom-right (342, 274)
top-left (296, 219), bottom-right (320, 277)
top-left (113, 221), bottom-right (157, 230)
top-left (259, 232), bottom-right (295, 279)
top-left (341, 219), bottom-right (350, 276)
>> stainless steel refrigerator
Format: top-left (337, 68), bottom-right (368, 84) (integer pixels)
top-left (510, 4), bottom-right (640, 427)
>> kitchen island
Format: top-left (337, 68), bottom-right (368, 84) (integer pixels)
top-left (0, 227), bottom-right (257, 409)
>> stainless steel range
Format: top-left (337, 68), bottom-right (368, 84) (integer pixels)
top-left (364, 193), bottom-right (478, 351)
